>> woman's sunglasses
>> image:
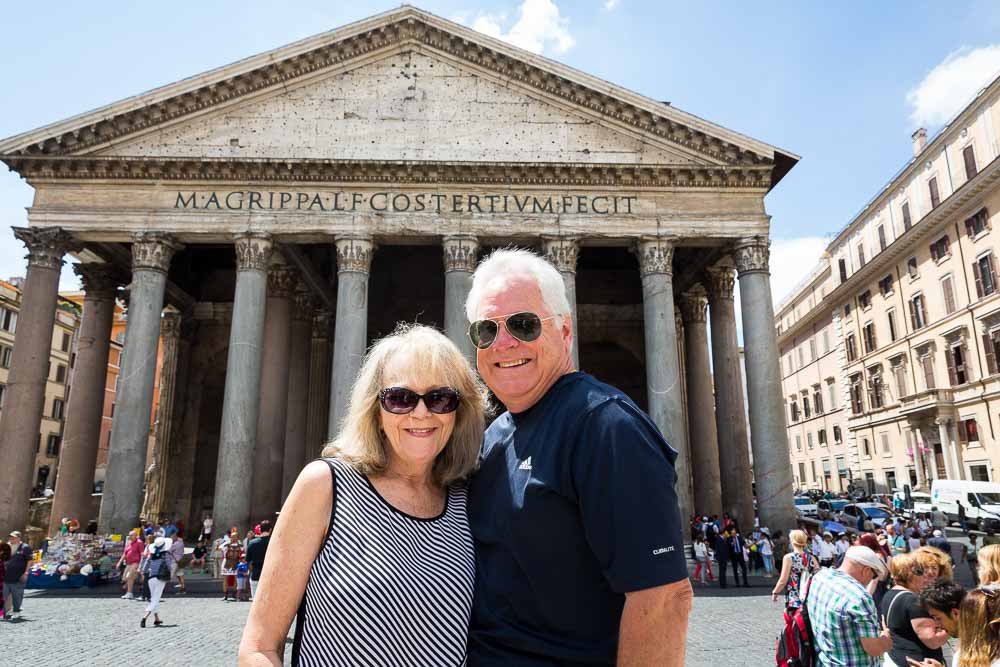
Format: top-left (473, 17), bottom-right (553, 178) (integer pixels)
top-left (379, 387), bottom-right (461, 415)
top-left (468, 311), bottom-right (556, 350)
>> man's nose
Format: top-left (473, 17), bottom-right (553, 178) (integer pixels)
top-left (492, 321), bottom-right (520, 349)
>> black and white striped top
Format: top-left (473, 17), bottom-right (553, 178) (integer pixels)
top-left (292, 457), bottom-right (475, 667)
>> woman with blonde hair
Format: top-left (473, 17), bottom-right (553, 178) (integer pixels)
top-left (771, 529), bottom-right (818, 610)
top-left (915, 546), bottom-right (954, 582)
top-left (239, 324), bottom-right (489, 666)
top-left (880, 552), bottom-right (949, 666)
top-left (978, 544), bottom-right (1000, 586)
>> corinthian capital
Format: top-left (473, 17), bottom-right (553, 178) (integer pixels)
top-left (442, 235), bottom-right (479, 273)
top-left (733, 237), bottom-right (770, 276)
top-left (292, 282), bottom-right (316, 321)
top-left (74, 263), bottom-right (124, 299)
top-left (233, 233), bottom-right (273, 272)
top-left (131, 232), bottom-right (182, 274)
top-left (13, 227), bottom-right (78, 271)
top-left (335, 236), bottom-right (375, 274)
top-left (704, 265), bottom-right (736, 301)
top-left (542, 236), bottom-right (580, 274)
top-left (679, 284), bottom-right (709, 324)
top-left (160, 310), bottom-right (182, 339)
top-left (637, 237), bottom-right (675, 277)
top-left (266, 256), bottom-right (297, 298)
top-left (312, 309), bottom-right (332, 339)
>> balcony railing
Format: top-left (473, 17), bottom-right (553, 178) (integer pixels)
top-left (898, 388), bottom-right (954, 415)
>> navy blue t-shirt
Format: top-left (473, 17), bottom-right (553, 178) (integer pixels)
top-left (467, 372), bottom-right (687, 666)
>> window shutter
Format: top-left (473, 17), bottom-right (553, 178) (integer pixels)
top-left (974, 260), bottom-right (984, 298)
top-left (946, 349), bottom-right (958, 386)
top-left (909, 299), bottom-right (917, 330)
top-left (958, 419), bottom-right (968, 442)
top-left (967, 218), bottom-right (976, 237)
top-left (984, 334), bottom-right (998, 375)
top-left (931, 243), bottom-right (939, 262)
top-left (964, 145), bottom-right (978, 179)
top-left (988, 254), bottom-right (997, 292)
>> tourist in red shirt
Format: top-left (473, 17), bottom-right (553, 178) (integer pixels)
top-left (117, 531), bottom-right (144, 600)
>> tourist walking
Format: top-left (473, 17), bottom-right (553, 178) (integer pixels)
top-left (818, 532), bottom-right (837, 567)
top-left (692, 534), bottom-right (712, 584)
top-left (239, 324), bottom-right (488, 666)
top-left (169, 533), bottom-right (186, 594)
top-left (140, 536), bottom-right (173, 628)
top-left (879, 552), bottom-right (949, 666)
top-left (807, 546), bottom-right (892, 666)
top-left (966, 534), bottom-right (980, 585)
top-left (245, 519), bottom-right (271, 602)
top-left (759, 529), bottom-right (775, 577)
top-left (729, 530), bottom-right (750, 586)
top-left (4, 532), bottom-right (32, 621)
top-left (716, 529), bottom-right (734, 588)
top-left (200, 514), bottom-right (213, 542)
top-left (772, 529), bottom-right (818, 610)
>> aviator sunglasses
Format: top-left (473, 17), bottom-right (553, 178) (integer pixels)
top-left (468, 311), bottom-right (556, 350)
top-left (379, 387), bottom-right (461, 415)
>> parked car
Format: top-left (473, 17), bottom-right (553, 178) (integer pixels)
top-left (930, 480), bottom-right (1000, 530)
top-left (817, 499), bottom-right (850, 521)
top-left (892, 490), bottom-right (933, 517)
top-left (794, 496), bottom-right (818, 518)
top-left (842, 503), bottom-right (893, 528)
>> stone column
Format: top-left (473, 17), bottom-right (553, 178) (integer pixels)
top-left (49, 264), bottom-right (122, 532)
top-left (637, 237), bottom-right (692, 523)
top-left (213, 233), bottom-right (273, 535)
top-left (251, 256), bottom-right (295, 522)
top-left (680, 285), bottom-right (723, 519)
top-left (911, 428), bottom-right (927, 489)
top-left (705, 264), bottom-right (756, 531)
top-left (936, 417), bottom-right (962, 480)
top-left (443, 235), bottom-right (479, 364)
top-left (916, 427), bottom-right (937, 482)
top-left (328, 236), bottom-right (375, 438)
top-left (734, 237), bottom-right (797, 531)
top-left (99, 233), bottom-right (182, 535)
top-left (281, 284), bottom-right (314, 503)
top-left (306, 309), bottom-right (332, 460)
top-left (160, 318), bottom-right (197, 521)
top-left (140, 310), bottom-right (183, 522)
top-left (543, 236), bottom-right (580, 368)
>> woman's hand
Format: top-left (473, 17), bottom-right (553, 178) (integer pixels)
top-left (771, 592), bottom-right (778, 603)
top-left (905, 658), bottom-right (944, 667)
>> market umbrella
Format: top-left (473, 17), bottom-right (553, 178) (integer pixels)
top-left (822, 520), bottom-right (848, 534)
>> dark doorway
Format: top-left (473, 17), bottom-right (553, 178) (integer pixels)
top-left (367, 245), bottom-right (445, 342)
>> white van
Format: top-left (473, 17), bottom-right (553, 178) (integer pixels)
top-left (930, 480), bottom-right (1000, 530)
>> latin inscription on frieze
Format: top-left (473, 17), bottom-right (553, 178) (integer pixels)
top-left (174, 191), bottom-right (638, 215)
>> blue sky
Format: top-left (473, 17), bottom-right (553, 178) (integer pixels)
top-left (2, 0), bottom-right (999, 304)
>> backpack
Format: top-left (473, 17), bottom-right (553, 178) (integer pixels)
top-left (775, 576), bottom-right (816, 667)
top-left (152, 554), bottom-right (171, 581)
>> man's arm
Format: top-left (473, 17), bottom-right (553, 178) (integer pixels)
top-left (617, 580), bottom-right (693, 667)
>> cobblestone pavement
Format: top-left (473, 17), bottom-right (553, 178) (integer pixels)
top-left (1, 581), bottom-right (787, 666)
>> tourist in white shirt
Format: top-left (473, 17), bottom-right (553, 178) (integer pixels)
top-left (817, 532), bottom-right (838, 567)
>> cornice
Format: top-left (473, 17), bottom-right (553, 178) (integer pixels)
top-left (0, 156), bottom-right (773, 189)
top-left (0, 9), bottom-right (788, 178)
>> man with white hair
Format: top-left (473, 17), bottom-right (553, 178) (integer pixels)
top-left (465, 249), bottom-right (691, 666)
top-left (807, 545), bottom-right (893, 666)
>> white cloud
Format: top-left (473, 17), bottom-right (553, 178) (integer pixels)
top-left (603, 0), bottom-right (621, 9)
top-left (907, 44), bottom-right (1000, 128)
top-left (468, 0), bottom-right (575, 55)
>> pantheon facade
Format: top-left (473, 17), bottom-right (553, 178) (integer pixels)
top-left (0, 7), bottom-right (798, 537)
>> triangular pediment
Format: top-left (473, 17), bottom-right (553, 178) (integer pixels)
top-left (0, 6), bottom-right (797, 185)
top-left (96, 49), bottom-right (699, 165)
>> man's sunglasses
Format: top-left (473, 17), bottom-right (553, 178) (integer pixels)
top-left (468, 312), bottom-right (557, 350)
top-left (378, 387), bottom-right (461, 415)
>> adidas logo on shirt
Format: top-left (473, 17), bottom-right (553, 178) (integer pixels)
top-left (518, 457), bottom-right (532, 471)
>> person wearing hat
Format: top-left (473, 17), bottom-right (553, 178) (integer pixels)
top-left (927, 529), bottom-right (952, 561)
top-left (139, 536), bottom-right (174, 628)
top-left (818, 532), bottom-right (837, 568)
top-left (807, 545), bottom-right (893, 665)
top-left (3, 532), bottom-right (32, 621)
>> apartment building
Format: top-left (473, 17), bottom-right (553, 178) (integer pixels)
top-left (777, 73), bottom-right (1000, 494)
top-left (0, 279), bottom-right (80, 495)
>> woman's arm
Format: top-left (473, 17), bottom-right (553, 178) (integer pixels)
top-left (771, 554), bottom-right (793, 601)
top-left (238, 460), bottom-right (333, 667)
top-left (911, 617), bottom-right (949, 650)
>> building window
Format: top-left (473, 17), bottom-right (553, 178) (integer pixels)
top-left (61, 332), bottom-right (70, 352)
top-left (823, 459), bottom-right (832, 490)
top-left (974, 253), bottom-right (998, 299)
top-left (920, 353), bottom-right (936, 390)
top-left (55, 364), bottom-right (66, 384)
top-left (983, 329), bottom-right (1000, 375)
top-left (0, 308), bottom-right (17, 333)
top-left (858, 290), bottom-right (872, 309)
top-left (947, 342), bottom-right (970, 386)
top-left (858, 243), bottom-right (866, 268)
top-left (930, 235), bottom-right (951, 262)
top-left (844, 303), bottom-right (852, 318)
top-left (839, 259), bottom-right (848, 283)
top-left (878, 225), bottom-right (887, 251)
top-left (818, 429), bottom-right (827, 446)
top-left (833, 425), bottom-right (843, 443)
top-left (963, 144), bottom-right (978, 180)
top-left (970, 464), bottom-right (990, 482)
top-left (892, 360), bottom-right (909, 398)
top-left (797, 346), bottom-right (805, 368)
top-left (811, 461), bottom-right (817, 483)
top-left (965, 208), bottom-right (990, 238)
top-left (863, 322), bottom-right (877, 354)
top-left (790, 399), bottom-right (800, 423)
top-left (909, 294), bottom-right (928, 330)
top-left (941, 274), bottom-right (957, 314)
top-left (0, 345), bottom-right (11, 368)
top-left (809, 337), bottom-right (817, 361)
top-left (52, 398), bottom-right (64, 420)
top-left (862, 438), bottom-right (872, 458)
top-left (959, 417), bottom-right (980, 444)
top-left (807, 432), bottom-right (814, 449)
top-left (868, 369), bottom-right (885, 409)
top-left (822, 328), bottom-right (830, 354)
top-left (886, 469), bottom-right (897, 490)
top-left (813, 385), bottom-right (824, 413)
top-left (802, 394), bottom-right (812, 419)
top-left (45, 434), bottom-right (60, 457)
top-left (798, 462), bottom-right (806, 484)
top-left (827, 380), bottom-right (837, 411)
top-left (110, 402), bottom-right (115, 418)
top-left (795, 435), bottom-right (802, 451)
top-left (846, 334), bottom-right (858, 362)
top-left (850, 374), bottom-right (865, 414)
top-left (878, 274), bottom-right (894, 296)
top-left (887, 309), bottom-right (898, 342)
top-left (881, 433), bottom-right (891, 457)
top-left (928, 177), bottom-right (940, 208)
top-left (0, 382), bottom-right (5, 408)
top-left (902, 202), bottom-right (912, 231)
top-left (907, 256), bottom-right (919, 279)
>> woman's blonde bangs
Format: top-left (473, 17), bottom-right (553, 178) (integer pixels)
top-left (321, 323), bottom-right (489, 486)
